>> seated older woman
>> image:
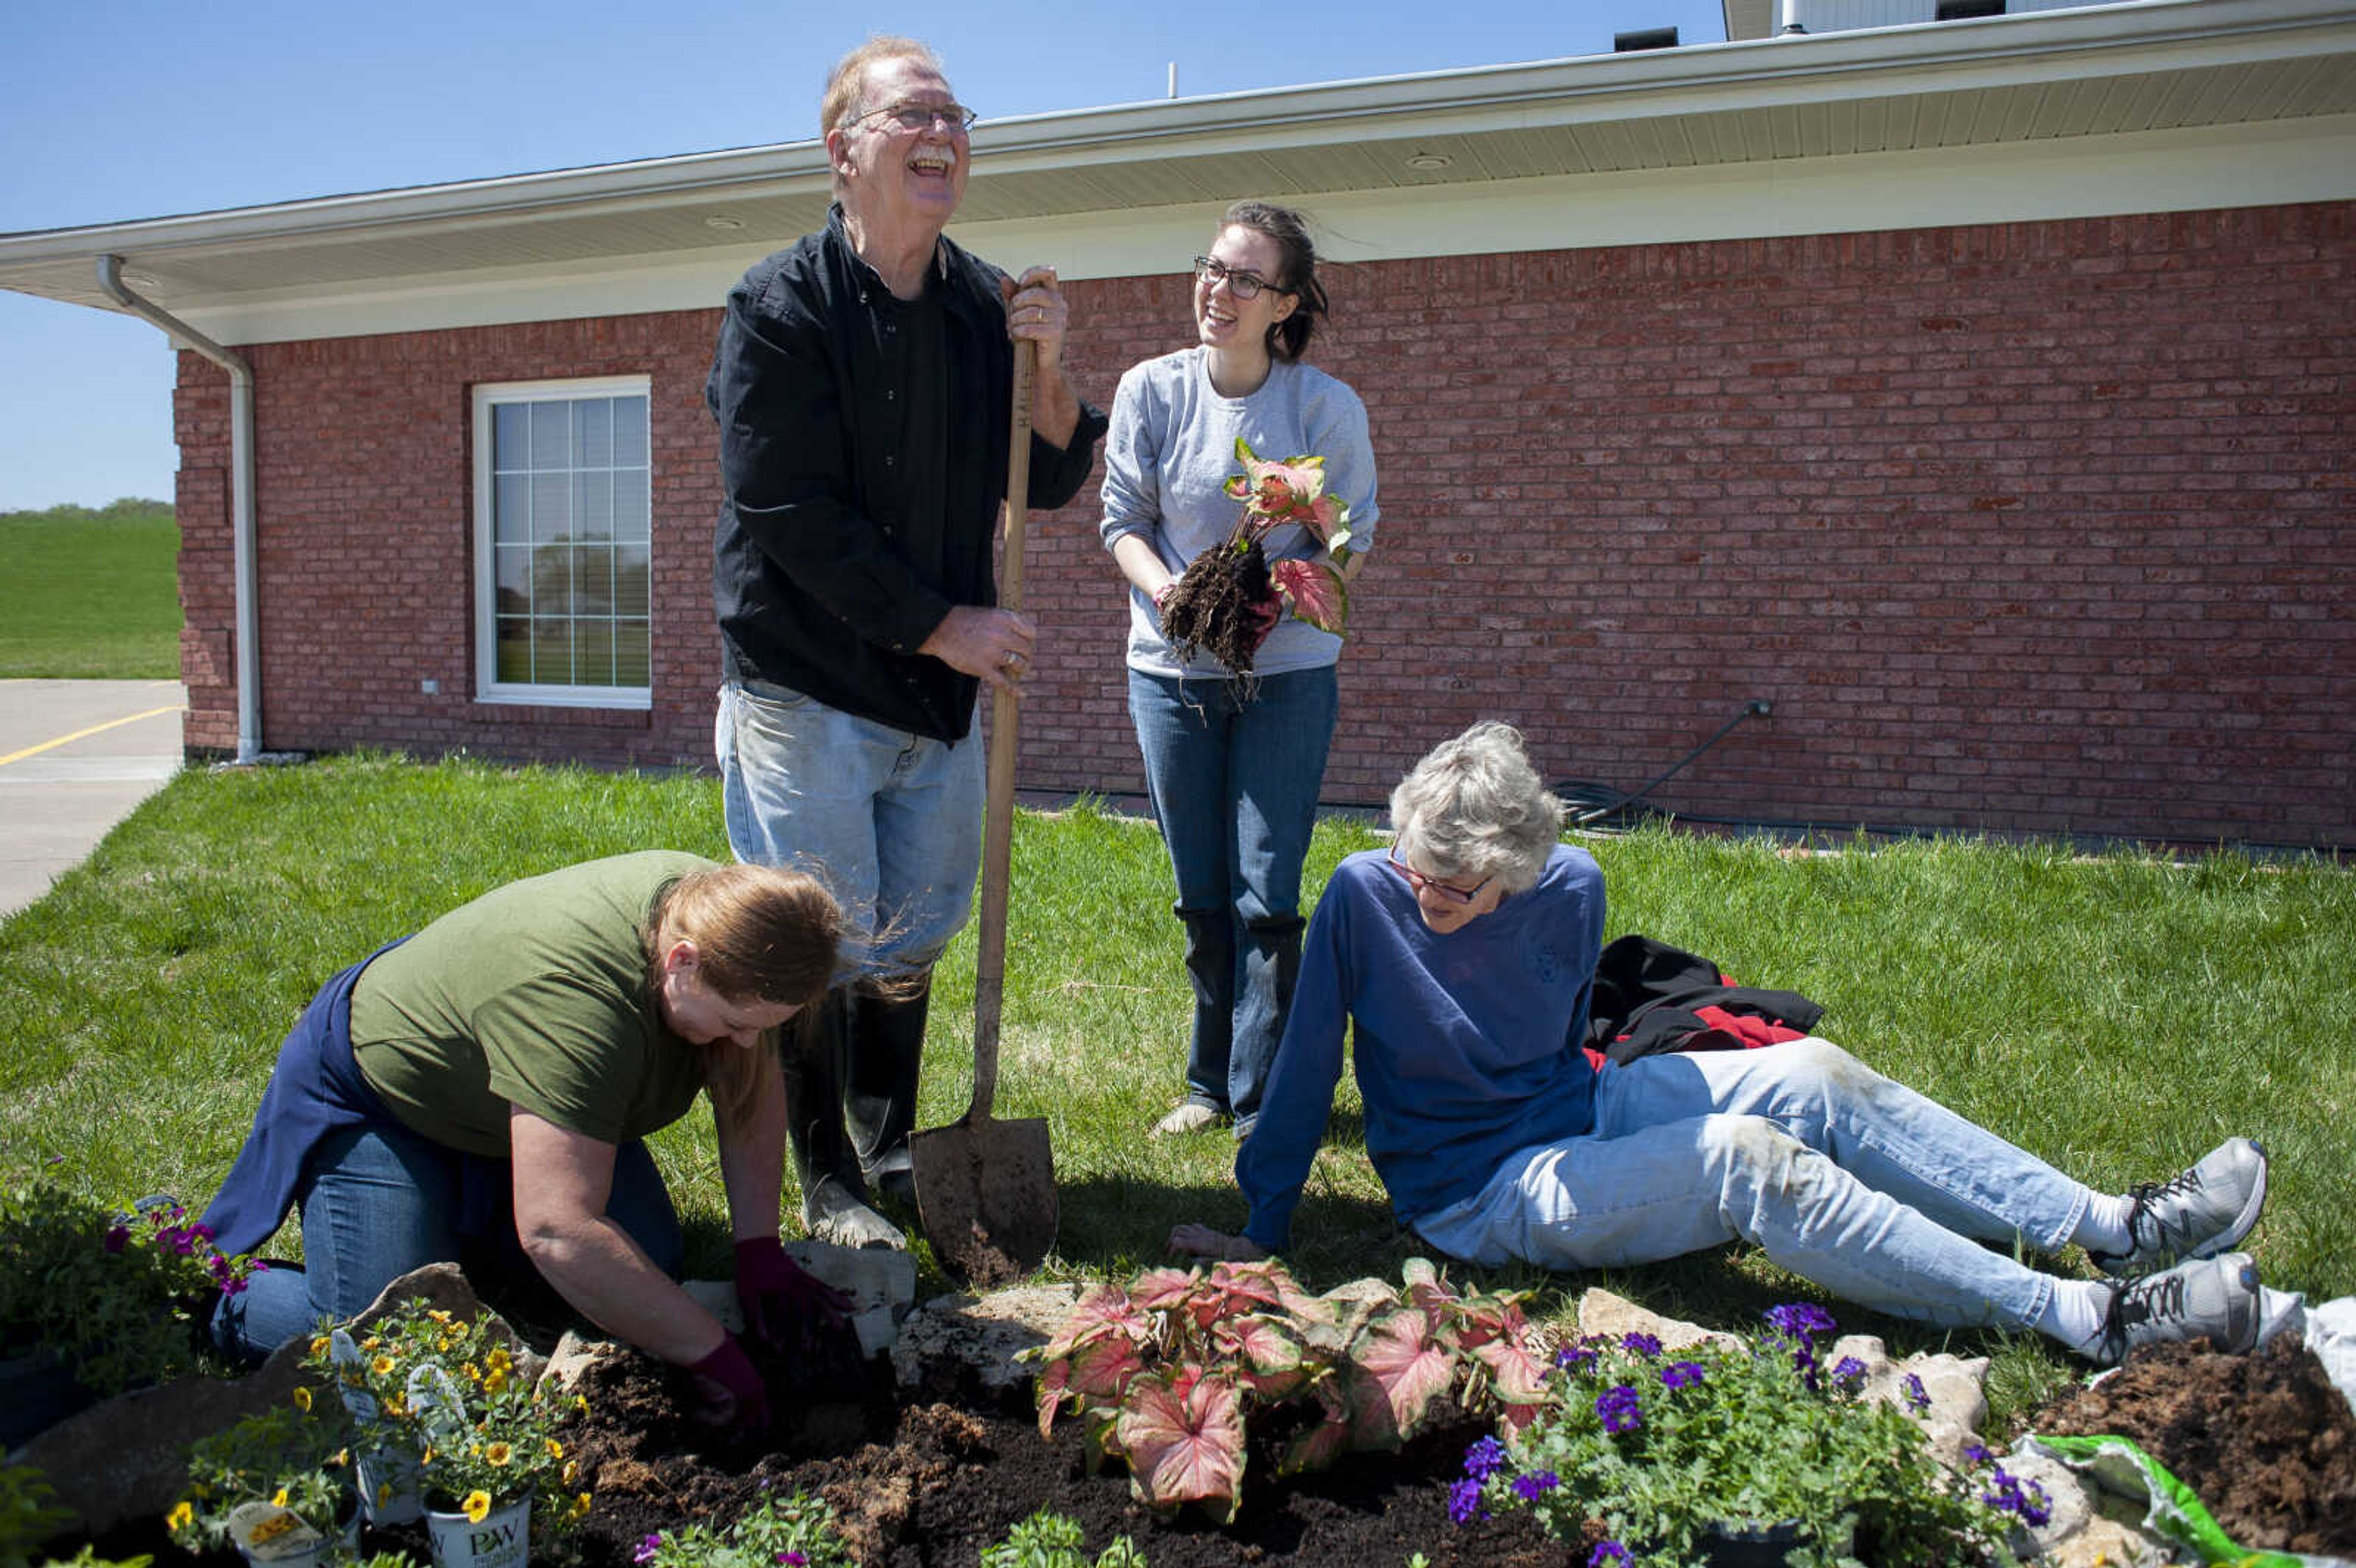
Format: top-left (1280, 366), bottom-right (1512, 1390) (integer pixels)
top-left (1172, 721), bottom-right (2271, 1366)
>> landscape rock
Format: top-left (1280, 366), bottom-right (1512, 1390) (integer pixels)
top-left (1574, 1287), bottom-right (1746, 1356)
top-left (890, 1284), bottom-right (1080, 1411)
top-left (17, 1335), bottom-right (312, 1540)
top-left (541, 1327), bottom-right (623, 1394)
top-left (1825, 1331), bottom-right (1990, 1470)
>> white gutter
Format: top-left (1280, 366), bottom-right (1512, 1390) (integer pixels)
top-left (96, 254), bottom-right (259, 765)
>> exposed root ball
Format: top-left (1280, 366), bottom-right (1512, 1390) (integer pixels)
top-left (1160, 539), bottom-right (1272, 674)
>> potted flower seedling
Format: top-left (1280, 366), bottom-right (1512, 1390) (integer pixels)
top-left (1157, 436), bottom-right (1354, 675)
top-left (628, 1490), bottom-right (856, 1568)
top-left (1452, 1303), bottom-right (2036, 1567)
top-left (307, 1299), bottom-right (587, 1568)
top-left (1, 1161), bottom-right (261, 1445)
top-left (166, 1393), bottom-right (358, 1568)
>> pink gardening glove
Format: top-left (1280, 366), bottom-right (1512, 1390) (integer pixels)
top-left (685, 1332), bottom-right (769, 1434)
top-left (735, 1237), bottom-right (853, 1353)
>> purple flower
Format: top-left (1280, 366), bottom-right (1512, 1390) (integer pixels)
top-left (1556, 1342), bottom-right (1600, 1374)
top-left (633, 1533), bottom-right (664, 1565)
top-left (1900, 1372), bottom-right (1931, 1415)
top-left (1512, 1470), bottom-right (1560, 1501)
top-left (1832, 1355), bottom-right (1866, 1385)
top-left (777, 1555), bottom-right (808, 1567)
top-left (1982, 1467), bottom-right (2052, 1529)
top-left (1595, 1384), bottom-right (1643, 1435)
top-left (1447, 1477), bottom-right (1488, 1525)
top-left (1763, 1302), bottom-right (1838, 1346)
top-left (1964, 1443), bottom-right (1992, 1466)
top-left (102, 1225), bottom-right (129, 1254)
top-left (1463, 1435), bottom-right (1509, 1482)
top-left (1660, 1360), bottom-right (1706, 1390)
top-left (1619, 1331), bottom-right (1662, 1358)
top-left (1589, 1543), bottom-right (1633, 1567)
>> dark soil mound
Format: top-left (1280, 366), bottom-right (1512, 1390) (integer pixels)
top-left (2029, 1332), bottom-right (2356, 1556)
top-left (558, 1349), bottom-right (1573, 1567)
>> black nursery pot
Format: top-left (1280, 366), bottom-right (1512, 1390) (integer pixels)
top-left (0, 1347), bottom-right (100, 1447)
top-left (1696, 1520), bottom-right (1812, 1567)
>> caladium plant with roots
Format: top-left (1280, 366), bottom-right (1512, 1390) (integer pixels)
top-left (1023, 1257), bottom-right (1549, 1523)
top-left (1157, 436), bottom-right (1355, 676)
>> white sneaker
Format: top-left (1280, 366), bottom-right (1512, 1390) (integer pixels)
top-left (2090, 1137), bottom-right (2268, 1278)
top-left (2092, 1252), bottom-right (2263, 1366)
top-left (1150, 1102), bottom-right (1227, 1139)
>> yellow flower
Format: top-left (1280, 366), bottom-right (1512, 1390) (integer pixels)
top-left (545, 1438), bottom-right (564, 1461)
top-left (429, 1309), bottom-right (453, 1324)
top-left (463, 1361), bottom-right (482, 1384)
top-left (271, 1488), bottom-right (290, 1508)
top-left (361, 1335), bottom-right (380, 1350)
top-left (569, 1491), bottom-right (592, 1520)
top-left (371, 1355), bottom-right (395, 1377)
top-left (291, 1385), bottom-right (312, 1412)
top-left (333, 1448), bottom-right (350, 1468)
top-left (166, 1501), bottom-right (194, 1532)
top-left (574, 1394), bottom-right (589, 1412)
top-left (561, 1459), bottom-right (579, 1486)
top-left (384, 1394), bottom-right (407, 1418)
top-left (483, 1442), bottom-right (513, 1467)
top-left (463, 1490), bottom-right (492, 1524)
top-left (309, 1335), bottom-right (331, 1358)
top-left (483, 1367), bottom-right (507, 1393)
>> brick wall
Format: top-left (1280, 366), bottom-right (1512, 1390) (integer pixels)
top-left (174, 201), bottom-right (2355, 846)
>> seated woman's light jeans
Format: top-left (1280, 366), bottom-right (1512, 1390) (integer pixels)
top-left (212, 1120), bottom-right (683, 1360)
top-left (1411, 1038), bottom-right (2093, 1332)
top-left (717, 679), bottom-right (983, 977)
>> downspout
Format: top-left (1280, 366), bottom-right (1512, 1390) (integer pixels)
top-left (96, 255), bottom-right (260, 764)
top-left (1779, 0), bottom-right (1807, 33)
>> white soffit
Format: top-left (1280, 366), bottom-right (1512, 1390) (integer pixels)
top-left (175, 112), bottom-right (2356, 348)
top-left (1, 0), bottom-right (2351, 338)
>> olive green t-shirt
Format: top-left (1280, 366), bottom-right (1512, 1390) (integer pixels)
top-left (349, 851), bottom-right (713, 1158)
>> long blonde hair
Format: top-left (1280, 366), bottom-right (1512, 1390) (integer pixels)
top-left (649, 863), bottom-right (842, 1128)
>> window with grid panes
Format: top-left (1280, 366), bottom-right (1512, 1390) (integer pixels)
top-left (472, 377), bottom-right (653, 707)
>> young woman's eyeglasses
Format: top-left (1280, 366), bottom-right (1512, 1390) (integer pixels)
top-left (1385, 850), bottom-right (1493, 906)
top-left (1192, 256), bottom-right (1286, 301)
top-left (852, 101), bottom-right (979, 134)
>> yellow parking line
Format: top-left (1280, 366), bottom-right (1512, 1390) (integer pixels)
top-left (0, 704), bottom-right (183, 769)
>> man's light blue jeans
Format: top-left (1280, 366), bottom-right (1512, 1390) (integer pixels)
top-left (1412, 1037), bottom-right (2094, 1332)
top-left (211, 1121), bottom-right (682, 1360)
top-left (717, 679), bottom-right (983, 975)
top-left (1128, 666), bottom-right (1338, 1134)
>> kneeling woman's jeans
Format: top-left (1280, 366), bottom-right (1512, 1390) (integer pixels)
top-left (212, 1119), bottom-right (682, 1361)
top-left (1127, 664), bottom-right (1338, 1134)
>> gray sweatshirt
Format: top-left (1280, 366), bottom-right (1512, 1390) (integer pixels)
top-left (1099, 347), bottom-right (1380, 680)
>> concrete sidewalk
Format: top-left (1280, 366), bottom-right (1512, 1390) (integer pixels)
top-left (0, 679), bottom-right (185, 919)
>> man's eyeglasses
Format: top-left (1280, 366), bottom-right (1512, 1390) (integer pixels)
top-left (1385, 849), bottom-right (1493, 906)
top-left (851, 100), bottom-right (978, 134)
top-left (1192, 256), bottom-right (1285, 301)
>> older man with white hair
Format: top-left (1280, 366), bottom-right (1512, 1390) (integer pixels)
top-left (709, 35), bottom-right (1107, 1251)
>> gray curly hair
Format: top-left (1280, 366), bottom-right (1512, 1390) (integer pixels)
top-left (1388, 721), bottom-right (1565, 896)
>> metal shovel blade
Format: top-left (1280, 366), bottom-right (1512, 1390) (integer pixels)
top-left (909, 1110), bottom-right (1056, 1288)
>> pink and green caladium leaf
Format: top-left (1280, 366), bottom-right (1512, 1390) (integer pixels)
top-left (1347, 1305), bottom-right (1461, 1450)
top-left (1037, 1282), bottom-right (1150, 1359)
top-left (1114, 1367), bottom-right (1249, 1521)
top-left (1127, 1267), bottom-right (1201, 1315)
top-left (1269, 558), bottom-right (1347, 635)
top-left (1279, 1404), bottom-right (1355, 1476)
top-left (1215, 1313), bottom-right (1310, 1402)
top-left (1471, 1334), bottom-right (1553, 1407)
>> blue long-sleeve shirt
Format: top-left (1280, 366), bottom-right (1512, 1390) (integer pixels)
top-left (1236, 844), bottom-right (1608, 1253)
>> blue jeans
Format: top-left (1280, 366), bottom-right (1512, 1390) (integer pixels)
top-left (717, 679), bottom-right (982, 976)
top-left (1127, 666), bottom-right (1338, 1133)
top-left (212, 1120), bottom-right (682, 1359)
top-left (1412, 1038), bottom-right (2095, 1332)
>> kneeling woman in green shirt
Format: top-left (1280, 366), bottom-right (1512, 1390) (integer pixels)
top-left (204, 851), bottom-right (849, 1432)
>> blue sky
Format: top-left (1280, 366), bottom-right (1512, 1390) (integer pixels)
top-left (0, 0), bottom-right (1725, 511)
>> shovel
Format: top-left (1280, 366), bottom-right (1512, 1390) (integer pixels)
top-left (911, 336), bottom-right (1057, 1287)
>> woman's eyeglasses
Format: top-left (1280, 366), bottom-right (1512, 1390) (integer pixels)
top-left (852, 100), bottom-right (979, 134)
top-left (1385, 850), bottom-right (1492, 906)
top-left (1192, 256), bottom-right (1285, 301)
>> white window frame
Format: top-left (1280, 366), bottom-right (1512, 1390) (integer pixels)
top-left (471, 375), bottom-right (655, 710)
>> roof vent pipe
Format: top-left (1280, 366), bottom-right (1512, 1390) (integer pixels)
top-left (96, 255), bottom-right (260, 765)
top-left (1779, 0), bottom-right (1807, 33)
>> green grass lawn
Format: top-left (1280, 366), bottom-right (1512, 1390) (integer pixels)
top-left (0, 499), bottom-right (182, 678)
top-left (4, 754), bottom-right (2350, 1431)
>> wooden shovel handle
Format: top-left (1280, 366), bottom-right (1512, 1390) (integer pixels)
top-left (971, 338), bottom-right (1034, 1120)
